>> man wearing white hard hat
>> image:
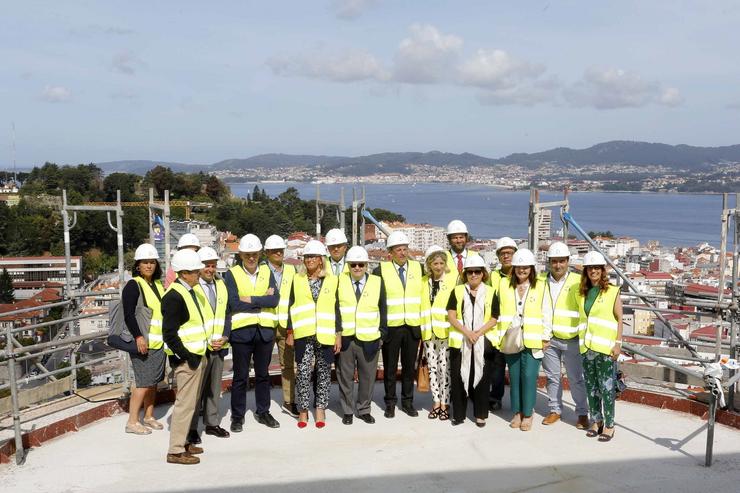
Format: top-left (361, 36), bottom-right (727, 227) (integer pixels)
top-left (336, 245), bottom-right (386, 425)
top-left (261, 234), bottom-right (299, 418)
top-left (164, 232), bottom-right (202, 288)
top-left (486, 236), bottom-right (518, 412)
top-left (444, 219), bottom-right (481, 284)
top-left (223, 234), bottom-right (280, 432)
top-left (373, 230), bottom-right (423, 418)
top-left (324, 228), bottom-right (349, 277)
top-left (540, 242), bottom-right (589, 429)
top-left (162, 249), bottom-right (209, 465)
top-left (186, 247), bottom-right (231, 445)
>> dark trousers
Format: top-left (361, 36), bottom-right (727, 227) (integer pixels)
top-left (337, 338), bottom-right (380, 416)
top-left (487, 345), bottom-right (507, 402)
top-left (450, 339), bottom-right (493, 421)
top-left (382, 325), bottom-right (419, 407)
top-left (230, 337), bottom-right (275, 420)
top-left (189, 351), bottom-right (226, 431)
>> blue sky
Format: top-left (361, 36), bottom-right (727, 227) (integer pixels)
top-left (2, 1), bottom-right (740, 166)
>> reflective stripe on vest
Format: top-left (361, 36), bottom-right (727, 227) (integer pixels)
top-left (578, 284), bottom-right (620, 355)
top-left (193, 278), bottom-right (230, 350)
top-left (541, 272), bottom-right (582, 340)
top-left (338, 274), bottom-right (381, 341)
top-left (290, 275), bottom-right (338, 345)
top-left (133, 277), bottom-right (165, 350)
top-left (497, 280), bottom-right (547, 350)
top-left (229, 264), bottom-right (275, 329)
top-left (165, 282), bottom-right (208, 356)
top-left (380, 260), bottom-right (422, 327)
top-left (420, 274), bottom-right (454, 340)
top-left (269, 263), bottom-right (296, 328)
top-left (450, 284), bottom-right (495, 349)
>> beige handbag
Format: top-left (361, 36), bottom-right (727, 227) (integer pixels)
top-left (499, 315), bottom-right (524, 354)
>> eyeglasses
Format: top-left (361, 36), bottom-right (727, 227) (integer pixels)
top-left (266, 249), bottom-right (284, 255)
top-left (328, 244), bottom-right (345, 249)
top-left (180, 269), bottom-right (200, 275)
top-left (349, 263), bottom-right (366, 268)
top-left (304, 255), bottom-right (321, 260)
top-left (467, 269), bottom-right (484, 275)
top-left (586, 265), bottom-right (604, 270)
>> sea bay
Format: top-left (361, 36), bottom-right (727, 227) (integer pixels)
top-left (230, 182), bottom-right (725, 247)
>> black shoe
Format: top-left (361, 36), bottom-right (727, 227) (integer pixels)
top-left (256, 412), bottom-right (280, 429)
top-left (451, 418), bottom-right (464, 426)
top-left (358, 414), bottom-right (375, 424)
top-left (281, 402), bottom-right (299, 418)
top-left (489, 400), bottom-right (502, 412)
top-left (384, 405), bottom-right (395, 418)
top-left (186, 429), bottom-right (201, 445)
top-left (476, 420), bottom-right (486, 428)
top-left (401, 405), bottom-right (418, 417)
top-left (230, 419), bottom-right (243, 433)
top-left (205, 425), bottom-right (230, 438)
top-left (342, 414), bottom-right (353, 425)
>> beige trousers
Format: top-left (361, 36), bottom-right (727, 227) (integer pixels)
top-left (275, 326), bottom-right (296, 405)
top-left (168, 356), bottom-right (206, 455)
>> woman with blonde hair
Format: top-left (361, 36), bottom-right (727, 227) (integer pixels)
top-left (420, 246), bottom-right (454, 420)
top-left (577, 251), bottom-right (623, 442)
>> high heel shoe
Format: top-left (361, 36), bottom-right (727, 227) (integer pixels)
top-left (586, 421), bottom-right (604, 438)
top-left (297, 411), bottom-right (309, 429)
top-left (315, 408), bottom-right (326, 428)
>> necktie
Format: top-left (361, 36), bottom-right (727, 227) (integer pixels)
top-left (334, 263), bottom-right (340, 276)
top-left (457, 254), bottom-right (463, 273)
top-left (398, 266), bottom-right (406, 288)
top-left (206, 283), bottom-right (216, 311)
top-left (354, 280), bottom-right (362, 301)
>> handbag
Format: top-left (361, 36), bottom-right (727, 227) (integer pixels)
top-left (107, 281), bottom-right (153, 354)
top-left (415, 342), bottom-right (430, 392)
top-left (499, 314), bottom-right (524, 355)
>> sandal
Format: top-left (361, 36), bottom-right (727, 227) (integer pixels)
top-left (438, 408), bottom-right (450, 421)
top-left (586, 421), bottom-right (604, 438)
top-left (428, 407), bottom-right (441, 419)
top-left (598, 427), bottom-right (615, 442)
top-left (125, 422), bottom-right (151, 435)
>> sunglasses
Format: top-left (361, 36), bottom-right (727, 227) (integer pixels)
top-left (349, 263), bottom-right (366, 268)
top-left (467, 269), bottom-right (484, 275)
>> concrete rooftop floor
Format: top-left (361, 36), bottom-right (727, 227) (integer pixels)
top-left (1, 383), bottom-right (739, 493)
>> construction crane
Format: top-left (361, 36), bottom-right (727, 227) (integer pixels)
top-left (82, 200), bottom-right (212, 220)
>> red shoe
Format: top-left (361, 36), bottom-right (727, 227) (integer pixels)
top-left (297, 421), bottom-right (308, 429)
top-left (315, 421), bottom-right (325, 428)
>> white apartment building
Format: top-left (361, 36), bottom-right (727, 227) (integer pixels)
top-left (0, 256), bottom-right (82, 298)
top-left (382, 222), bottom-right (447, 252)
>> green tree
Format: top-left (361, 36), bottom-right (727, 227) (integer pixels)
top-left (367, 208), bottom-right (405, 223)
top-left (0, 268), bottom-right (14, 303)
top-left (144, 166), bottom-right (175, 198)
top-left (588, 230), bottom-right (614, 238)
top-left (103, 172), bottom-right (140, 201)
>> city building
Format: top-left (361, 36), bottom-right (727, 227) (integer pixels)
top-left (0, 256), bottom-right (82, 299)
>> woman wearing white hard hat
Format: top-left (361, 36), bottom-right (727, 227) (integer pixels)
top-left (286, 239), bottom-right (340, 428)
top-left (578, 251), bottom-right (623, 442)
top-left (335, 245), bottom-right (386, 425)
top-left (223, 233), bottom-right (281, 432)
top-left (496, 248), bottom-right (551, 432)
top-left (421, 245), bottom-right (454, 420)
top-left (446, 255), bottom-right (498, 427)
top-left (123, 243), bottom-right (167, 435)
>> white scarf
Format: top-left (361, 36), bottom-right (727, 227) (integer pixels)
top-left (460, 283), bottom-right (487, 394)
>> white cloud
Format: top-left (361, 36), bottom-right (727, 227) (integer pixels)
top-left (331, 0), bottom-right (379, 20)
top-left (392, 24), bottom-right (463, 84)
top-left (40, 85), bottom-right (72, 103)
top-left (564, 68), bottom-right (683, 109)
top-left (112, 51), bottom-right (145, 75)
top-left (458, 49), bottom-right (546, 90)
top-left (267, 50), bottom-right (390, 82)
top-left (477, 77), bottom-right (561, 106)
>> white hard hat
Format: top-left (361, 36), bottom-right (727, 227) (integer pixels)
top-left (583, 251), bottom-right (607, 266)
top-left (511, 248), bottom-right (536, 266)
top-left (134, 243), bottom-right (159, 261)
top-left (264, 234), bottom-right (287, 250)
top-left (446, 219), bottom-right (468, 235)
top-left (345, 246), bottom-right (369, 263)
top-left (463, 255), bottom-right (487, 271)
top-left (177, 233), bottom-right (200, 249)
top-left (547, 241), bottom-right (571, 259)
top-left (386, 231), bottom-right (410, 249)
top-left (171, 249), bottom-right (204, 272)
top-left (325, 228), bottom-right (348, 246)
top-left (303, 240), bottom-right (327, 256)
top-left (198, 246), bottom-right (219, 262)
top-left (496, 237), bottom-right (518, 253)
top-left (424, 245), bottom-right (444, 260)
top-left (238, 234), bottom-right (262, 253)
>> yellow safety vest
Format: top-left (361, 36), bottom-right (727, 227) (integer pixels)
top-left (449, 284), bottom-right (496, 349)
top-left (194, 278), bottom-right (229, 350)
top-left (497, 280), bottom-right (547, 350)
top-left (487, 268), bottom-right (509, 295)
top-left (420, 274), bottom-right (454, 340)
top-left (578, 284), bottom-right (620, 355)
top-left (290, 274), bottom-right (339, 345)
top-left (338, 274), bottom-right (381, 341)
top-left (444, 250), bottom-right (481, 285)
top-left (380, 260), bottom-right (422, 327)
top-left (264, 262), bottom-right (296, 329)
top-left (133, 277), bottom-right (165, 350)
top-left (229, 264), bottom-right (277, 329)
top-left (324, 257), bottom-right (349, 277)
top-left (540, 272), bottom-right (582, 340)
top-left (165, 282), bottom-right (208, 356)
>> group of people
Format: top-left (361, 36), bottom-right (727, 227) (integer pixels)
top-left (122, 220), bottom-right (623, 465)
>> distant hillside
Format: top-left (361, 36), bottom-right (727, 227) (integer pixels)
top-left (96, 160), bottom-right (208, 174)
top-left (495, 141), bottom-right (740, 169)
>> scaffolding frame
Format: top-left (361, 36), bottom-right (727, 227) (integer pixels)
top-left (314, 185), bottom-right (345, 240)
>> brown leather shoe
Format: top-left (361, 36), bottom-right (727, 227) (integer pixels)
top-left (576, 415), bottom-right (590, 430)
top-left (542, 412), bottom-right (561, 425)
top-left (185, 444), bottom-right (203, 455)
top-left (167, 452), bottom-right (200, 465)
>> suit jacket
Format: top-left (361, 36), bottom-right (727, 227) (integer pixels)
top-left (223, 267), bottom-right (280, 344)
